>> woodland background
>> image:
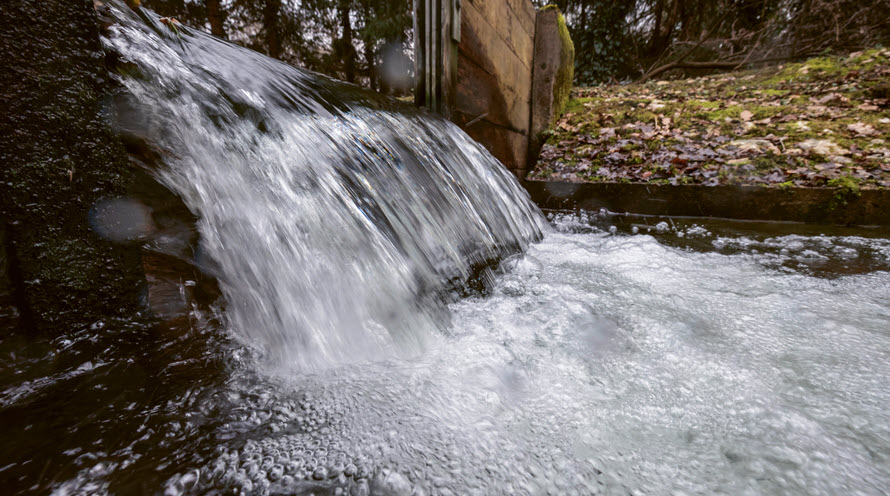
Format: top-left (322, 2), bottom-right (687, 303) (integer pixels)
top-left (144, 0), bottom-right (890, 90)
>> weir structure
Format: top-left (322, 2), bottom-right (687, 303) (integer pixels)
top-left (414, 0), bottom-right (574, 179)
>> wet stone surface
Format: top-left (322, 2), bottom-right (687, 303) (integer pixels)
top-left (0, 0), bottom-right (146, 331)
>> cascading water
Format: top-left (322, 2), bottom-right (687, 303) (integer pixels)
top-left (3, 2), bottom-right (890, 495)
top-left (101, 4), bottom-right (546, 370)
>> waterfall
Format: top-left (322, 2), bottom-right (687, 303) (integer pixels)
top-left (100, 2), bottom-right (547, 370)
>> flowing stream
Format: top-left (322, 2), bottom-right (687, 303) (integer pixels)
top-left (2, 3), bottom-right (890, 494)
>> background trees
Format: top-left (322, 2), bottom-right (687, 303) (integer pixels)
top-left (143, 0), bottom-right (890, 90)
top-left (540, 0), bottom-right (890, 85)
top-left (142, 0), bottom-right (413, 94)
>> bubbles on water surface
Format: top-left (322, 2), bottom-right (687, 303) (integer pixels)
top-left (41, 215), bottom-right (890, 495)
top-left (153, 225), bottom-right (890, 496)
top-left (548, 209), bottom-right (890, 276)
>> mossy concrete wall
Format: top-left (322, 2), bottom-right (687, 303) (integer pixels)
top-left (0, 0), bottom-right (145, 332)
top-left (524, 180), bottom-right (890, 226)
top-left (529, 6), bottom-right (574, 166)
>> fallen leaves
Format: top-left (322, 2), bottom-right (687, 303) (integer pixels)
top-left (796, 139), bottom-right (850, 156)
top-left (815, 93), bottom-right (849, 105)
top-left (848, 122), bottom-right (878, 136)
top-left (531, 49), bottom-right (890, 188)
top-left (731, 139), bottom-right (781, 155)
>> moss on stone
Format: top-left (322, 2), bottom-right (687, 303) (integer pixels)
top-left (760, 89), bottom-right (789, 97)
top-left (0, 0), bottom-right (146, 332)
top-left (563, 97), bottom-right (600, 115)
top-left (828, 176), bottom-right (862, 209)
top-left (687, 100), bottom-right (721, 109)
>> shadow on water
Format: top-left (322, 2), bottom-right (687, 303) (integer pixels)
top-left (0, 316), bottom-right (226, 493)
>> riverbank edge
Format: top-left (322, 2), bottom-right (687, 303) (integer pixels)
top-left (522, 179), bottom-right (890, 226)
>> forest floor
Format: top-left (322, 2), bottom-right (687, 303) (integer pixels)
top-left (529, 48), bottom-right (890, 191)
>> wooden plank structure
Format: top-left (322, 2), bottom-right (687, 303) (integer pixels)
top-left (413, 0), bottom-right (460, 114)
top-left (414, 0), bottom-right (538, 178)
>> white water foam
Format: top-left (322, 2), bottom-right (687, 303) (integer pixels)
top-left (166, 224), bottom-right (890, 495)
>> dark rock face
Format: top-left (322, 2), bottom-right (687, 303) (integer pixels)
top-left (0, 0), bottom-right (145, 332)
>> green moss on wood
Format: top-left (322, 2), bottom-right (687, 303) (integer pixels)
top-left (551, 8), bottom-right (574, 122)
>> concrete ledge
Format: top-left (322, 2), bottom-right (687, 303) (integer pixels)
top-left (522, 180), bottom-right (890, 226)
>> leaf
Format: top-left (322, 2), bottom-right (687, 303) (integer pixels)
top-left (848, 122), bottom-right (877, 136)
top-left (740, 110), bottom-right (754, 121)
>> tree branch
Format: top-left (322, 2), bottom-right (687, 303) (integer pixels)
top-left (638, 7), bottom-right (732, 82)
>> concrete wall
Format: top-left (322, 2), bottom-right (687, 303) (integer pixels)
top-left (452, 0), bottom-right (536, 177)
top-left (414, 0), bottom-right (574, 179)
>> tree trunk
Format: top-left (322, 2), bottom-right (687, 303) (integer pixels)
top-left (264, 0), bottom-right (281, 59)
top-left (360, 1), bottom-right (376, 90)
top-left (648, 0), bottom-right (681, 59)
top-left (206, 0), bottom-right (225, 38)
top-left (364, 42), bottom-right (377, 90)
top-left (677, 0), bottom-right (690, 41)
top-left (649, 0), bottom-right (665, 54)
top-left (339, 0), bottom-right (355, 83)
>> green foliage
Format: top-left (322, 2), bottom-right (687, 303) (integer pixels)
top-left (533, 0), bottom-right (890, 84)
top-left (543, 1), bottom-right (636, 85)
top-left (777, 180), bottom-right (794, 189)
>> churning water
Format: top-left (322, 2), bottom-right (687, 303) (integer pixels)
top-left (3, 2), bottom-right (890, 495)
top-left (101, 4), bottom-right (545, 371)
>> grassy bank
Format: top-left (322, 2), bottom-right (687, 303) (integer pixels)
top-left (529, 49), bottom-right (890, 190)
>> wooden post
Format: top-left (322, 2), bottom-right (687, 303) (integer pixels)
top-left (413, 0), bottom-right (425, 107)
top-left (414, 0), bottom-right (459, 115)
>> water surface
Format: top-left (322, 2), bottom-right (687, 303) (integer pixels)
top-left (6, 215), bottom-right (885, 495)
